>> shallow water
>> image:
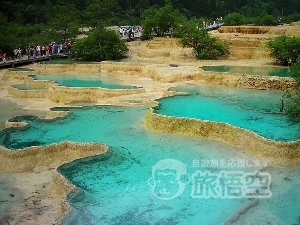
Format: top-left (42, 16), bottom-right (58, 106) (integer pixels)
top-left (0, 180), bottom-right (16, 216)
top-left (40, 60), bottom-right (94, 64)
top-left (11, 84), bottom-right (47, 90)
top-left (158, 84), bottom-right (300, 141)
top-left (0, 105), bottom-right (300, 224)
top-left (201, 65), bottom-right (291, 77)
top-left (29, 74), bottom-right (138, 89)
top-left (8, 68), bottom-right (35, 72)
top-left (110, 58), bottom-right (161, 64)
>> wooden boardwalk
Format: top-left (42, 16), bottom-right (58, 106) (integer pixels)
top-left (0, 55), bottom-right (68, 69)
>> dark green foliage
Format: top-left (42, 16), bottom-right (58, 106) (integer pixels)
top-left (285, 90), bottom-right (300, 120)
top-left (180, 22), bottom-right (229, 60)
top-left (84, 0), bottom-right (121, 28)
top-left (291, 57), bottom-right (300, 86)
top-left (224, 13), bottom-right (246, 26)
top-left (0, 0), bottom-right (300, 27)
top-left (0, 13), bottom-right (17, 54)
top-left (173, 18), bottom-right (203, 38)
top-left (267, 35), bottom-right (300, 66)
top-left (50, 4), bottom-right (81, 43)
top-left (70, 28), bottom-right (129, 61)
top-left (257, 15), bottom-right (277, 26)
top-left (1, 0), bottom-right (300, 57)
top-left (284, 57), bottom-right (300, 120)
top-left (284, 13), bottom-right (300, 24)
top-left (141, 3), bottom-right (186, 39)
top-left (265, 29), bottom-right (300, 121)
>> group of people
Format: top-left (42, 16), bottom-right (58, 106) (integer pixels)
top-left (203, 17), bottom-right (223, 28)
top-left (0, 41), bottom-right (73, 63)
top-left (0, 53), bottom-right (7, 63)
top-left (24, 42), bottom-right (73, 59)
top-left (118, 26), bottom-right (142, 39)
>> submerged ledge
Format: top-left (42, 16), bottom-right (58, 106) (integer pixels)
top-left (4, 63), bottom-right (296, 93)
top-left (198, 70), bottom-right (296, 91)
top-left (0, 141), bottom-right (109, 224)
top-left (145, 107), bottom-right (300, 165)
top-left (5, 72), bottom-right (146, 103)
top-left (0, 141), bottom-right (109, 172)
top-left (8, 84), bottom-right (146, 103)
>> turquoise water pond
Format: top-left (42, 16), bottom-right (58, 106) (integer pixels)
top-left (1, 84), bottom-right (300, 224)
top-left (29, 74), bottom-right (138, 89)
top-left (201, 65), bottom-right (291, 77)
top-left (157, 84), bottom-right (300, 142)
top-left (1, 105), bottom-right (300, 224)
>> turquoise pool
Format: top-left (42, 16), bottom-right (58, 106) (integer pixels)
top-left (0, 105), bottom-right (300, 224)
top-left (29, 74), bottom-right (138, 89)
top-left (1, 84), bottom-right (300, 224)
top-left (157, 84), bottom-right (300, 142)
top-left (201, 65), bottom-right (291, 77)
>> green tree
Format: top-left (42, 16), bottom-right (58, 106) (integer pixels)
top-left (267, 35), bottom-right (300, 66)
top-left (0, 13), bottom-right (18, 55)
top-left (266, 35), bottom-right (300, 120)
top-left (70, 28), bottom-right (129, 61)
top-left (84, 0), bottom-right (120, 28)
top-left (1, 0), bottom-right (300, 27)
top-left (224, 12), bottom-right (246, 25)
top-left (257, 15), bottom-right (277, 25)
top-left (10, 23), bottom-right (49, 48)
top-left (141, 2), bottom-right (186, 39)
top-left (180, 21), bottom-right (229, 59)
top-left (50, 4), bottom-right (81, 43)
top-left (284, 13), bottom-right (300, 24)
top-left (173, 17), bottom-right (203, 37)
top-left (284, 57), bottom-right (300, 120)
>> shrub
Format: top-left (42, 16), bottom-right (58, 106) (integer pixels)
top-left (223, 13), bottom-right (246, 26)
top-left (141, 3), bottom-right (187, 39)
top-left (281, 57), bottom-right (300, 120)
top-left (284, 13), bottom-right (300, 24)
top-left (180, 23), bottom-right (229, 60)
top-left (257, 15), bottom-right (277, 26)
top-left (70, 28), bottom-right (128, 61)
top-left (267, 35), bottom-right (300, 66)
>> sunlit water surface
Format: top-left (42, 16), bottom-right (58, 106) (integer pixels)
top-left (0, 85), bottom-right (299, 224)
top-left (157, 84), bottom-right (300, 141)
top-left (201, 65), bottom-right (291, 77)
top-left (29, 74), bottom-right (138, 89)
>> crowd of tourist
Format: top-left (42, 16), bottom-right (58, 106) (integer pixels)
top-left (0, 26), bottom-right (143, 63)
top-left (203, 17), bottom-right (223, 29)
top-left (118, 26), bottom-right (142, 39)
top-left (0, 41), bottom-right (73, 63)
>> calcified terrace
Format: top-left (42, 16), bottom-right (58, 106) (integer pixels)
top-left (1, 24), bottom-right (300, 224)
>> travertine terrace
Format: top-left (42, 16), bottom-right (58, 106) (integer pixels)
top-left (1, 24), bottom-right (300, 224)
